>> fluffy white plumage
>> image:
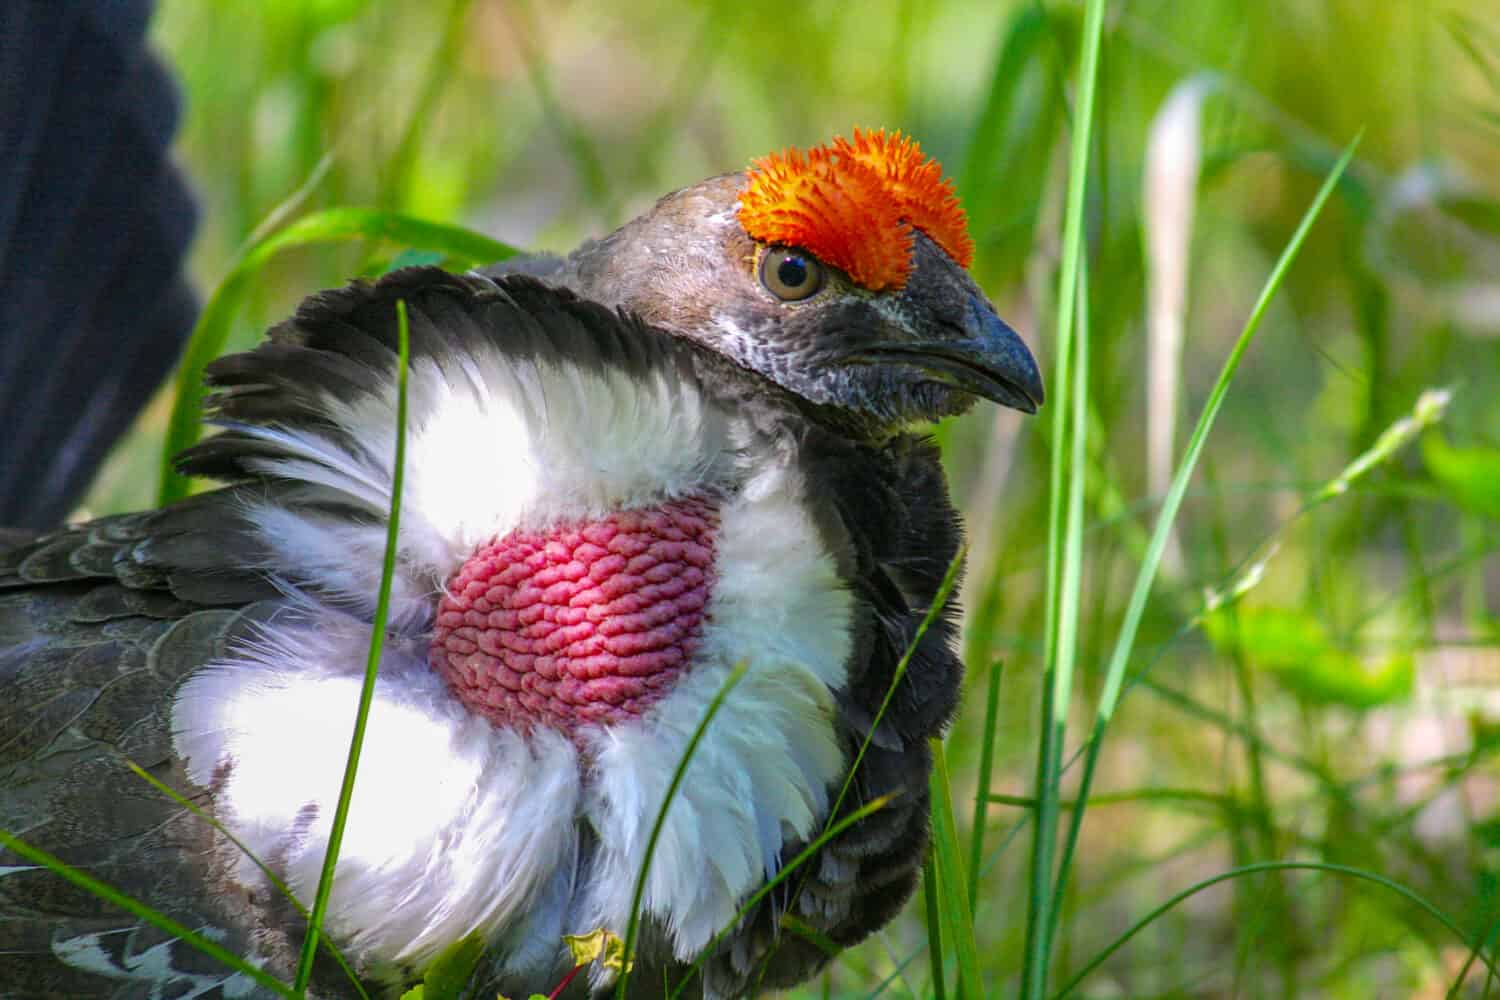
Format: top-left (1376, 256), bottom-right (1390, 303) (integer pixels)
top-left (235, 337), bottom-right (736, 624)
top-left (169, 336), bottom-right (853, 978)
top-left (577, 462), bottom-right (852, 959)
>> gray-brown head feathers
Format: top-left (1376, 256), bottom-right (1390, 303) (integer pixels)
top-left (488, 170), bottom-right (1042, 435)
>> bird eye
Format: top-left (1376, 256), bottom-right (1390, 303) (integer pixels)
top-left (759, 247), bottom-right (825, 302)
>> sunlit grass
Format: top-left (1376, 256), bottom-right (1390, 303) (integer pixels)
top-left (292, 298), bottom-right (412, 994)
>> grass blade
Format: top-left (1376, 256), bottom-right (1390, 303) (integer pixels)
top-left (1045, 135), bottom-right (1362, 938)
top-left (615, 662), bottom-right (749, 999)
top-left (158, 209), bottom-right (516, 505)
top-left (1020, 0), bottom-right (1108, 995)
top-left (923, 855), bottom-right (949, 1000)
top-left (966, 659), bottom-right (1004, 914)
top-left (1051, 861), bottom-right (1495, 998)
top-left (293, 298), bottom-right (412, 993)
top-left (1448, 910), bottom-right (1500, 999)
top-left (665, 794), bottom-right (894, 1000)
top-left (123, 761), bottom-right (371, 1000)
top-left (0, 829), bottom-right (296, 998)
top-left (927, 737), bottom-right (982, 1000)
top-left (958, 2), bottom-right (1071, 289)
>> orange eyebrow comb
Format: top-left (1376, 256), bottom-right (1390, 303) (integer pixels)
top-left (737, 128), bottom-right (974, 292)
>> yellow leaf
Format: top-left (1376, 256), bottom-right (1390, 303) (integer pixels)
top-left (562, 928), bottom-right (608, 967)
top-left (561, 928), bottom-right (633, 974)
top-left (600, 930), bottom-right (631, 974)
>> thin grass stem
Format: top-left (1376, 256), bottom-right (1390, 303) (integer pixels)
top-left (1051, 861), bottom-right (1497, 998)
top-left (292, 298), bottom-right (411, 993)
top-left (923, 855), bottom-right (948, 1000)
top-left (966, 659), bottom-right (1005, 914)
top-left (615, 662), bottom-right (748, 999)
top-left (928, 737), bottom-right (982, 999)
top-left (1020, 1), bottom-right (1107, 995)
top-left (123, 761), bottom-right (371, 1000)
top-left (0, 830), bottom-right (296, 998)
top-left (1447, 909), bottom-right (1500, 999)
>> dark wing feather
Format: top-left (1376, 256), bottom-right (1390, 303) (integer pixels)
top-left (0, 519), bottom-right (295, 998)
top-left (0, 445), bottom-right (390, 997)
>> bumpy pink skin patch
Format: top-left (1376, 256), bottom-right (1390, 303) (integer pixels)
top-left (430, 498), bottom-right (718, 733)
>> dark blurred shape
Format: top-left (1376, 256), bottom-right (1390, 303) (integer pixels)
top-left (0, 0), bottom-right (197, 530)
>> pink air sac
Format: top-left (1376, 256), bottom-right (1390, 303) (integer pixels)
top-left (430, 498), bottom-right (718, 734)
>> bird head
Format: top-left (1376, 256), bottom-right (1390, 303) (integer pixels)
top-left (553, 129), bottom-right (1044, 431)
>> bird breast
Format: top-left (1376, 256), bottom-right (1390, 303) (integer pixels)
top-left (431, 495), bottom-right (719, 734)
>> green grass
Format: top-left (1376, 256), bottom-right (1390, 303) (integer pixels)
top-left (0, 829), bottom-right (299, 998)
top-left (1021, 1), bottom-right (1107, 993)
top-left (30, 0), bottom-right (1500, 996)
top-left (617, 662), bottom-right (747, 999)
top-left (122, 759), bottom-right (372, 999)
top-left (293, 298), bottom-right (412, 994)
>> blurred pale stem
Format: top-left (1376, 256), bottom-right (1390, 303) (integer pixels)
top-left (1144, 76), bottom-right (1212, 575)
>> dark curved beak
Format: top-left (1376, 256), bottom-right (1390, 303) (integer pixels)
top-left (845, 296), bottom-right (1045, 414)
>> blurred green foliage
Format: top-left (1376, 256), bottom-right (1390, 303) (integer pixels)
top-left (1204, 605), bottom-right (1415, 708)
top-left (73, 0), bottom-right (1500, 994)
top-left (1426, 433), bottom-right (1500, 521)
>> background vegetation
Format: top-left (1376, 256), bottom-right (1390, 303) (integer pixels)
top-left (78, 0), bottom-right (1500, 995)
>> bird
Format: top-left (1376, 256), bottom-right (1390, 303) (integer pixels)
top-left (0, 129), bottom-right (1043, 999)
